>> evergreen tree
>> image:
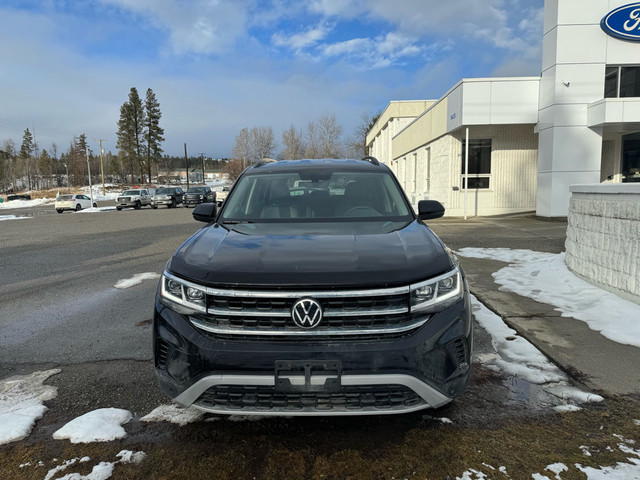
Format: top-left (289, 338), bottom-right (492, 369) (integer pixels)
top-left (20, 128), bottom-right (35, 190)
top-left (39, 149), bottom-right (52, 189)
top-left (116, 87), bottom-right (145, 183)
top-left (144, 88), bottom-right (164, 181)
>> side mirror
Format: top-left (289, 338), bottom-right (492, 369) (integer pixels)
top-left (193, 202), bottom-right (217, 223)
top-left (417, 200), bottom-right (445, 220)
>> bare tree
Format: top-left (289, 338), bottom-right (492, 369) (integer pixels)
top-left (317, 113), bottom-right (343, 158)
top-left (281, 125), bottom-right (305, 160)
top-left (232, 128), bottom-right (251, 168)
top-left (250, 126), bottom-right (276, 162)
top-left (222, 158), bottom-right (245, 181)
top-left (345, 110), bottom-right (382, 158)
top-left (304, 121), bottom-right (320, 159)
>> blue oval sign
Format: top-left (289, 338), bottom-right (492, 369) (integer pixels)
top-left (601, 3), bottom-right (640, 41)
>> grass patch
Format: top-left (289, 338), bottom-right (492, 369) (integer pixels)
top-left (1, 397), bottom-right (639, 479)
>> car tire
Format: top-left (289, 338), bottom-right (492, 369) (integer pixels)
top-left (151, 205), bottom-right (157, 209)
top-left (171, 198), bottom-right (176, 208)
top-left (135, 200), bottom-right (141, 210)
top-left (93, 203), bottom-right (97, 208)
top-left (56, 209), bottom-right (63, 214)
top-left (75, 204), bottom-right (81, 211)
top-left (116, 206), bottom-right (122, 211)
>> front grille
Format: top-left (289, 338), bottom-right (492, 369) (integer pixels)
top-left (195, 385), bottom-right (424, 412)
top-left (186, 285), bottom-right (428, 338)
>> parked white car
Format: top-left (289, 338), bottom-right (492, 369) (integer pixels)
top-left (55, 194), bottom-right (96, 213)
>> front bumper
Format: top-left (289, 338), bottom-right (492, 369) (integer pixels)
top-left (184, 197), bottom-right (204, 205)
top-left (153, 289), bottom-right (472, 416)
top-left (152, 198), bottom-right (174, 206)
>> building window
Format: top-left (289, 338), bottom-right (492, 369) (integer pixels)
top-left (604, 66), bottom-right (640, 98)
top-left (461, 139), bottom-right (491, 189)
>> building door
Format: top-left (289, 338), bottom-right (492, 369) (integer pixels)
top-left (622, 133), bottom-right (640, 183)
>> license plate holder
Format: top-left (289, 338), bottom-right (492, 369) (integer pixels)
top-left (275, 360), bottom-right (342, 393)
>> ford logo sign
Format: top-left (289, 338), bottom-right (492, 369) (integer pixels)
top-left (601, 3), bottom-right (640, 41)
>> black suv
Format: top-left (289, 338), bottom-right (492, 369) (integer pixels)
top-left (154, 157), bottom-right (472, 416)
top-left (183, 186), bottom-right (216, 207)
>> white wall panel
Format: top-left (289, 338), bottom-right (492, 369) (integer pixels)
top-left (552, 64), bottom-right (606, 104)
top-left (542, 27), bottom-right (558, 72)
top-left (490, 81), bottom-right (540, 124)
top-left (557, 0), bottom-right (608, 25)
top-left (556, 25), bottom-right (607, 64)
top-left (461, 82), bottom-right (491, 125)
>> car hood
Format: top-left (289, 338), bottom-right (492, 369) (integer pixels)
top-left (168, 220), bottom-right (453, 288)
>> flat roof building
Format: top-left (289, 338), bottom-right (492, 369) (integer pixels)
top-left (366, 0), bottom-right (640, 218)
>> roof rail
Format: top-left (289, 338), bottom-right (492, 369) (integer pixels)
top-left (253, 158), bottom-right (278, 168)
top-left (360, 156), bottom-right (380, 166)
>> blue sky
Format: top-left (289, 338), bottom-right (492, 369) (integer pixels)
top-left (0, 0), bottom-right (544, 158)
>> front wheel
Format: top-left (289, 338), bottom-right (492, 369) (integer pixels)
top-left (56, 209), bottom-right (63, 214)
top-left (93, 203), bottom-right (97, 208)
top-left (75, 204), bottom-right (81, 211)
top-left (170, 198), bottom-right (176, 208)
top-left (151, 205), bottom-right (157, 209)
top-left (116, 206), bottom-right (122, 211)
top-left (134, 200), bottom-right (141, 210)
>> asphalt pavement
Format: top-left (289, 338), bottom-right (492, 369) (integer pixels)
top-left (429, 214), bottom-right (640, 397)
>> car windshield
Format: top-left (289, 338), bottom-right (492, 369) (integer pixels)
top-left (156, 188), bottom-right (174, 194)
top-left (122, 190), bottom-right (140, 195)
top-left (187, 187), bottom-right (208, 193)
top-left (57, 195), bottom-right (73, 201)
top-left (220, 170), bottom-right (412, 233)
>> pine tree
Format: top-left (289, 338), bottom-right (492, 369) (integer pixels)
top-left (116, 87), bottom-right (145, 183)
top-left (39, 149), bottom-right (52, 189)
top-left (20, 128), bottom-right (35, 190)
top-left (144, 88), bottom-right (164, 182)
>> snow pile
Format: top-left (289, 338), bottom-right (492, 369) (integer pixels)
top-left (41, 451), bottom-right (145, 480)
top-left (141, 404), bottom-right (204, 425)
top-left (458, 248), bottom-right (640, 348)
top-left (0, 369), bottom-right (60, 445)
top-left (0, 197), bottom-right (52, 209)
top-left (114, 272), bottom-right (160, 289)
top-left (0, 214), bottom-right (31, 221)
top-left (77, 206), bottom-right (118, 213)
top-left (53, 408), bottom-right (132, 443)
top-left (471, 295), bottom-right (603, 408)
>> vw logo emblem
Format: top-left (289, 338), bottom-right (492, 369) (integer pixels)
top-left (291, 298), bottom-right (323, 329)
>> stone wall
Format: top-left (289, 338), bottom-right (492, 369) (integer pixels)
top-left (565, 184), bottom-right (640, 304)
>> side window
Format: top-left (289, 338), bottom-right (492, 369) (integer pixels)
top-left (461, 139), bottom-right (491, 189)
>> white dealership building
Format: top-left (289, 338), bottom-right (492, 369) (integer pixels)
top-left (366, 0), bottom-right (640, 217)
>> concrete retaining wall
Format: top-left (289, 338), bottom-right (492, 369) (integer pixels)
top-left (565, 184), bottom-right (640, 304)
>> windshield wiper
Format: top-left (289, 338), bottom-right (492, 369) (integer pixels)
top-left (222, 220), bottom-right (254, 225)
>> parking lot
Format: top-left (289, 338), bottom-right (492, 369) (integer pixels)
top-left (1, 203), bottom-right (639, 479)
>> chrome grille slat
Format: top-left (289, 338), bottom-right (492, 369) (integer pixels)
top-left (172, 280), bottom-right (425, 338)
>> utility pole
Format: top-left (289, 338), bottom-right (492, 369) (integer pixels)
top-left (85, 146), bottom-right (94, 207)
top-left (184, 143), bottom-right (190, 189)
top-left (199, 153), bottom-right (206, 184)
top-left (97, 139), bottom-right (107, 196)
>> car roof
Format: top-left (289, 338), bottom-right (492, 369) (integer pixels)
top-left (247, 158), bottom-right (388, 175)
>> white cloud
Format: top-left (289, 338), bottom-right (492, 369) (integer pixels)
top-left (97, 0), bottom-right (252, 55)
top-left (272, 23), bottom-right (333, 52)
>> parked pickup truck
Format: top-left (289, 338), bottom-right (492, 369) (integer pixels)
top-left (216, 185), bottom-right (231, 207)
top-left (116, 189), bottom-right (153, 210)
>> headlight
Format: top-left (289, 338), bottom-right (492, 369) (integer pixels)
top-left (410, 268), bottom-right (462, 312)
top-left (161, 272), bottom-right (207, 312)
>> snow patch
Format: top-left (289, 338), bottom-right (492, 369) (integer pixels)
top-left (114, 272), bottom-right (160, 289)
top-left (140, 404), bottom-right (204, 425)
top-left (40, 451), bottom-right (145, 480)
top-left (471, 295), bottom-right (603, 408)
top-left (53, 408), bottom-right (132, 443)
top-left (0, 369), bottom-right (60, 445)
top-left (0, 214), bottom-right (31, 221)
top-left (458, 248), bottom-right (640, 348)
